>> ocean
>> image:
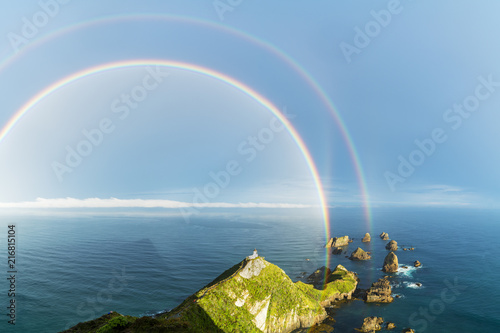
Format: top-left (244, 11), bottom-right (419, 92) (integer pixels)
top-left (0, 207), bottom-right (499, 332)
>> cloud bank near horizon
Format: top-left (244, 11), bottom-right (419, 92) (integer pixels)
top-left (0, 197), bottom-right (314, 209)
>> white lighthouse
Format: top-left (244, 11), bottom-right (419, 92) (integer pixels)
top-left (248, 248), bottom-right (259, 259)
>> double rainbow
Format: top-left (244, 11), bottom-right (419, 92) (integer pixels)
top-left (0, 14), bottom-right (372, 272)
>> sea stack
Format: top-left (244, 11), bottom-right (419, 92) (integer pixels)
top-left (365, 277), bottom-right (393, 303)
top-left (380, 232), bottom-right (389, 240)
top-left (362, 233), bottom-right (371, 242)
top-left (414, 260), bottom-right (421, 267)
top-left (359, 316), bottom-right (384, 332)
top-left (325, 236), bottom-right (349, 248)
top-left (349, 247), bottom-right (371, 261)
top-left (385, 240), bottom-right (398, 251)
top-left (382, 252), bottom-right (399, 273)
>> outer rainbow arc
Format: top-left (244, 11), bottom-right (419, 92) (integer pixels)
top-left (0, 14), bottom-right (372, 238)
top-left (0, 59), bottom-right (330, 231)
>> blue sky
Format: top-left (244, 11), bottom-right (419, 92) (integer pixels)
top-left (0, 0), bottom-right (500, 210)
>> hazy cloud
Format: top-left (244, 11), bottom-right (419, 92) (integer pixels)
top-left (0, 197), bottom-right (313, 209)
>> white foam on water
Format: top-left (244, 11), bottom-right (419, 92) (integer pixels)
top-left (390, 281), bottom-right (402, 288)
top-left (404, 282), bottom-right (423, 289)
top-left (397, 264), bottom-right (417, 277)
top-left (141, 309), bottom-right (169, 317)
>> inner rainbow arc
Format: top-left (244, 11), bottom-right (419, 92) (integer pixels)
top-left (0, 59), bottom-right (330, 230)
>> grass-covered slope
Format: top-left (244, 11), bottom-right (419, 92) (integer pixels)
top-left (62, 258), bottom-right (357, 333)
top-left (173, 257), bottom-right (325, 332)
top-left (296, 264), bottom-right (357, 307)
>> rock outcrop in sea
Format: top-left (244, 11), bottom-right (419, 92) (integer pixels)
top-left (382, 252), bottom-right (399, 273)
top-left (358, 316), bottom-right (384, 332)
top-left (362, 233), bottom-right (371, 242)
top-left (385, 240), bottom-right (398, 251)
top-left (414, 260), bottom-right (421, 267)
top-left (349, 247), bottom-right (371, 261)
top-left (380, 232), bottom-right (389, 240)
top-left (365, 277), bottom-right (394, 303)
top-left (325, 236), bottom-right (349, 247)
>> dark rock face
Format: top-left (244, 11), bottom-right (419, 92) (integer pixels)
top-left (349, 247), bottom-right (371, 261)
top-left (362, 233), bottom-right (371, 242)
top-left (365, 277), bottom-right (394, 303)
top-left (359, 316), bottom-right (384, 332)
top-left (352, 287), bottom-right (367, 300)
top-left (382, 252), bottom-right (399, 273)
top-left (414, 260), bottom-right (421, 267)
top-left (325, 236), bottom-right (349, 248)
top-left (385, 240), bottom-right (398, 251)
top-left (332, 247), bottom-right (343, 255)
top-left (380, 232), bottom-right (389, 240)
top-left (307, 266), bottom-right (332, 288)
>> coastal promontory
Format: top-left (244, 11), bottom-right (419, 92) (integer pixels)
top-left (63, 256), bottom-right (358, 333)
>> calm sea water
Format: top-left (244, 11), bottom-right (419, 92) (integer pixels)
top-left (0, 207), bottom-right (499, 332)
